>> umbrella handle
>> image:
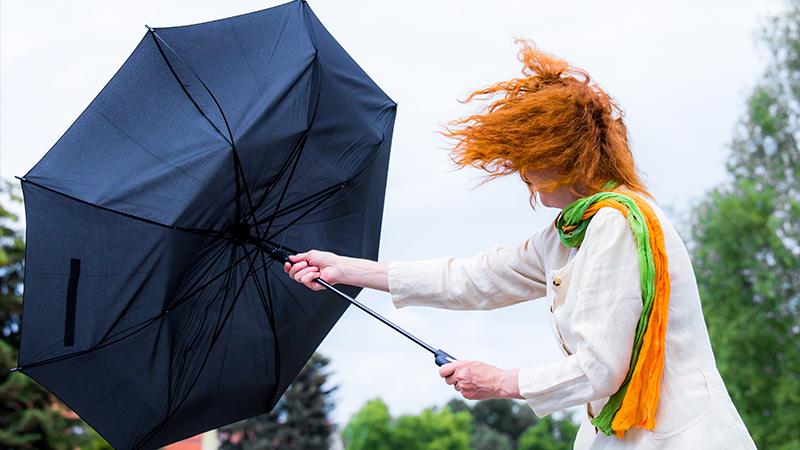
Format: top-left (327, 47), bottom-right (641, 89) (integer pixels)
top-left (434, 349), bottom-right (456, 367)
top-left (266, 244), bottom-right (459, 367)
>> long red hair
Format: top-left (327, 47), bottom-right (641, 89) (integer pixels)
top-left (440, 39), bottom-right (648, 207)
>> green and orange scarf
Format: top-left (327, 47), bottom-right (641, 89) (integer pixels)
top-left (555, 183), bottom-right (670, 438)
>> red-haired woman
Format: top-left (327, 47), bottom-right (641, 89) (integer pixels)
top-left (283, 41), bottom-right (756, 449)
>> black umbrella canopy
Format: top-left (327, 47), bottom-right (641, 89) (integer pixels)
top-left (15, 0), bottom-right (396, 448)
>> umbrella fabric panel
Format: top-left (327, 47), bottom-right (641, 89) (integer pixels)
top-left (18, 181), bottom-right (223, 365)
top-left (24, 34), bottom-right (236, 230)
top-left (151, 0), bottom-right (396, 238)
top-left (19, 182), bottom-right (282, 448)
top-left (154, 0), bottom-right (318, 147)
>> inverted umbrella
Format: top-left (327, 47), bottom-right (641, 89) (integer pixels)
top-left (11, 0), bottom-right (453, 448)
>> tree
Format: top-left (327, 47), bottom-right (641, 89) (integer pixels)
top-left (0, 180), bottom-right (109, 449)
top-left (390, 405), bottom-right (473, 450)
top-left (340, 398), bottom-right (393, 450)
top-left (471, 423), bottom-right (512, 450)
top-left (516, 416), bottom-right (578, 450)
top-left (342, 396), bottom-right (580, 450)
top-left (469, 399), bottom-right (536, 445)
top-left (342, 399), bottom-right (473, 450)
top-left (219, 352), bottom-right (338, 450)
top-left (688, 1), bottom-right (800, 448)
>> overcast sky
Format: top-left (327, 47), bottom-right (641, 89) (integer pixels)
top-left (1, 0), bottom-right (785, 430)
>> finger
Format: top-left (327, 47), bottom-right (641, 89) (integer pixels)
top-left (293, 265), bottom-right (318, 280)
top-left (444, 375), bottom-right (457, 385)
top-left (288, 260), bottom-right (308, 278)
top-left (288, 251), bottom-right (311, 263)
top-left (439, 362), bottom-right (457, 378)
top-left (300, 270), bottom-right (321, 285)
top-left (283, 262), bottom-right (291, 273)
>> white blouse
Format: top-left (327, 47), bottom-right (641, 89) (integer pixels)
top-left (387, 194), bottom-right (757, 449)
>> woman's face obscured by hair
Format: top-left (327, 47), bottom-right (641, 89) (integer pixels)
top-left (523, 168), bottom-right (581, 209)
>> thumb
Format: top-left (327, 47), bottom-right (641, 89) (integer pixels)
top-left (439, 362), bottom-right (457, 378)
top-left (289, 250), bottom-right (311, 262)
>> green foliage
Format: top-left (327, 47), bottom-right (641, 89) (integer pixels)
top-left (688, 2), bottom-right (800, 449)
top-left (469, 398), bottom-right (536, 444)
top-left (391, 405), bottom-right (473, 450)
top-left (341, 398), bottom-right (393, 450)
top-left (342, 398), bottom-right (473, 450)
top-left (219, 352), bottom-right (337, 450)
top-left (516, 416), bottom-right (578, 450)
top-left (342, 397), bottom-right (578, 450)
top-left (471, 424), bottom-right (512, 450)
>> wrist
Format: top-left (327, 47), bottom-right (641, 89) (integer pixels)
top-left (335, 255), bottom-right (357, 285)
top-left (496, 368), bottom-right (522, 399)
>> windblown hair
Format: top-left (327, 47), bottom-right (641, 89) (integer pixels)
top-left (440, 39), bottom-right (648, 208)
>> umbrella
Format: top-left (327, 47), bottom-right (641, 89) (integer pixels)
top-left (11, 0), bottom-right (453, 448)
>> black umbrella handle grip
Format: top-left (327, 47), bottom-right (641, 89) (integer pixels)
top-left (434, 349), bottom-right (456, 367)
top-left (268, 247), bottom-right (294, 264)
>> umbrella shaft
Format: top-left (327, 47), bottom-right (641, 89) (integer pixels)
top-left (264, 244), bottom-right (454, 365)
top-left (313, 278), bottom-right (438, 355)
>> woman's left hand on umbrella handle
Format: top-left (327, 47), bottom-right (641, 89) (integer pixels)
top-left (283, 250), bottom-right (343, 291)
top-left (439, 360), bottom-right (522, 400)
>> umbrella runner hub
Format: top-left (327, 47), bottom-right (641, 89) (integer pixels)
top-left (226, 221), bottom-right (254, 243)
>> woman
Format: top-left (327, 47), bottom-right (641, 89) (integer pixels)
top-left (282, 40), bottom-right (756, 449)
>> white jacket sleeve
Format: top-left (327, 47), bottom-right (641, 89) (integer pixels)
top-left (386, 231), bottom-right (548, 310)
top-left (517, 209), bottom-right (644, 417)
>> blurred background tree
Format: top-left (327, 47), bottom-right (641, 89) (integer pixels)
top-left (341, 397), bottom-right (576, 450)
top-left (343, 398), bottom-right (472, 450)
top-left (0, 180), bottom-right (110, 449)
top-left (688, 1), bottom-right (800, 448)
top-left (218, 352), bottom-right (337, 450)
top-left (515, 416), bottom-right (578, 450)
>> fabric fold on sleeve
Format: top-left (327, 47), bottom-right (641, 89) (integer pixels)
top-left (387, 233), bottom-right (548, 311)
top-left (388, 257), bottom-right (452, 309)
top-left (518, 356), bottom-right (595, 417)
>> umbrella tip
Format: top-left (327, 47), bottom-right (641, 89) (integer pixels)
top-left (145, 24), bottom-right (153, 31)
top-left (9, 367), bottom-right (21, 373)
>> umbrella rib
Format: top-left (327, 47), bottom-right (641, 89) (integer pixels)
top-left (233, 149), bottom-right (258, 225)
top-left (17, 243), bottom-right (234, 370)
top-left (250, 130), bottom-right (389, 234)
top-left (252, 181), bottom-right (343, 226)
top-left (17, 241), bottom-right (239, 369)
top-left (147, 27), bottom-right (250, 226)
top-left (147, 28), bottom-right (235, 146)
top-left (244, 249), bottom-right (283, 409)
top-left (241, 54), bottom-right (322, 225)
top-left (133, 244), bottom-right (257, 450)
top-left (232, 151), bottom-right (243, 223)
top-left (166, 242), bottom-right (240, 417)
top-left (18, 177), bottom-right (227, 238)
top-left (241, 132), bottom-right (308, 223)
top-left (260, 139), bottom-right (305, 238)
top-left (265, 183), bottom-right (343, 241)
top-left (93, 238), bottom-right (229, 348)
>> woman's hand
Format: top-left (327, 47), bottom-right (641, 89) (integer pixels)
top-left (283, 250), bottom-right (343, 291)
top-left (439, 360), bottom-right (521, 400)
